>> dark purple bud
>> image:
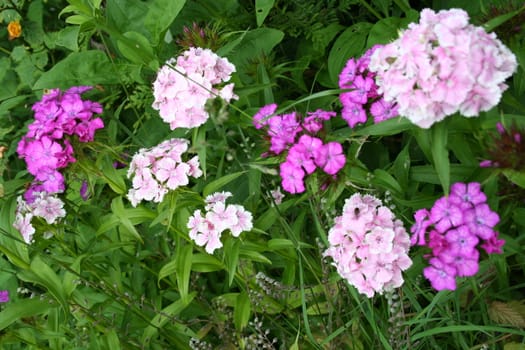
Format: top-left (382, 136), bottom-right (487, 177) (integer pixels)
top-left (80, 180), bottom-right (89, 201)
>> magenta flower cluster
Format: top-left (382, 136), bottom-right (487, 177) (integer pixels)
top-left (324, 193), bottom-right (412, 298)
top-left (187, 191), bottom-right (253, 254)
top-left (253, 105), bottom-right (345, 194)
top-left (369, 8), bottom-right (517, 128)
top-left (339, 45), bottom-right (399, 128)
top-left (152, 47), bottom-right (237, 130)
top-left (13, 192), bottom-right (66, 244)
top-left (127, 138), bottom-right (203, 207)
top-left (411, 182), bottom-right (505, 291)
top-left (16, 86), bottom-right (104, 199)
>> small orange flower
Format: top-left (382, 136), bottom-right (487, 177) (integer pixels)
top-left (7, 20), bottom-right (22, 40)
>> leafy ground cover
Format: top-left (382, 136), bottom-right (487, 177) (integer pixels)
top-left (1, 0), bottom-right (525, 349)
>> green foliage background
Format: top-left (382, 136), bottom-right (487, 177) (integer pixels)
top-left (1, 0), bottom-right (525, 349)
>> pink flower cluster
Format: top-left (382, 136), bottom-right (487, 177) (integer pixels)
top-left (127, 138), bottom-right (203, 207)
top-left (187, 191), bottom-right (253, 254)
top-left (13, 192), bottom-right (66, 244)
top-left (339, 45), bottom-right (399, 128)
top-left (152, 47), bottom-right (237, 130)
top-left (411, 182), bottom-right (504, 291)
top-left (16, 86), bottom-right (104, 199)
top-left (369, 8), bottom-right (517, 128)
top-left (253, 106), bottom-right (345, 194)
top-left (324, 193), bottom-right (412, 298)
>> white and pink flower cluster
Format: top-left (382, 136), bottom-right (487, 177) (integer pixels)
top-left (152, 47), bottom-right (237, 130)
top-left (324, 193), bottom-right (412, 298)
top-left (187, 192), bottom-right (253, 254)
top-left (126, 138), bottom-right (203, 207)
top-left (369, 8), bottom-right (517, 128)
top-left (13, 192), bottom-right (66, 244)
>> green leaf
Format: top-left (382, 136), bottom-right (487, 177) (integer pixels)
top-left (372, 169), bottom-right (403, 195)
top-left (224, 238), bottom-right (241, 286)
top-left (367, 16), bottom-right (402, 45)
top-left (483, 5), bottom-right (525, 33)
top-left (116, 31), bottom-right (157, 67)
top-left (110, 196), bottom-right (144, 243)
top-left (202, 171), bottom-right (245, 197)
top-left (234, 291), bottom-right (251, 331)
top-left (101, 157), bottom-right (127, 195)
top-left (255, 0), bottom-right (274, 27)
top-left (226, 28), bottom-right (284, 68)
top-left (63, 255), bottom-right (84, 297)
top-left (267, 238), bottom-right (294, 251)
top-left (503, 169), bottom-right (525, 189)
top-left (0, 299), bottom-right (54, 331)
top-left (144, 0), bottom-right (186, 46)
top-left (104, 329), bottom-right (121, 350)
top-left (191, 253), bottom-right (224, 272)
top-left (176, 244), bottom-right (193, 302)
top-left (430, 121), bottom-right (450, 194)
top-left (33, 51), bottom-right (119, 89)
top-left (55, 26), bottom-right (80, 51)
top-left (17, 255), bottom-right (68, 310)
top-left (97, 207), bottom-right (156, 235)
top-left (193, 126), bottom-right (207, 179)
top-left (351, 117), bottom-right (414, 136)
top-left (239, 249), bottom-right (272, 264)
top-left (327, 22), bottom-right (373, 86)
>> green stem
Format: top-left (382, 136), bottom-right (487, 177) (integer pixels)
top-left (0, 46), bottom-right (11, 56)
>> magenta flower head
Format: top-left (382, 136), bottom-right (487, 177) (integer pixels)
top-left (253, 103), bottom-right (278, 129)
top-left (412, 182), bottom-right (504, 291)
top-left (280, 162), bottom-right (305, 194)
top-left (17, 86), bottom-right (104, 198)
top-left (314, 141), bottom-right (346, 175)
top-left (423, 258), bottom-right (457, 291)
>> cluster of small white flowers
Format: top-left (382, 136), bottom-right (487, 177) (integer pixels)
top-left (127, 138), bottom-right (203, 207)
top-left (152, 47), bottom-right (237, 130)
top-left (187, 191), bottom-right (253, 254)
top-left (13, 192), bottom-right (66, 244)
top-left (324, 193), bottom-right (412, 298)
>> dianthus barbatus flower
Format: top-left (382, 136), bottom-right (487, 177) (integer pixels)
top-left (187, 191), bottom-right (253, 254)
top-left (152, 47), bottom-right (237, 130)
top-left (411, 182), bottom-right (504, 291)
top-left (369, 8), bottom-right (517, 128)
top-left (17, 86), bottom-right (104, 199)
top-left (324, 193), bottom-right (412, 298)
top-left (126, 138), bottom-right (203, 207)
